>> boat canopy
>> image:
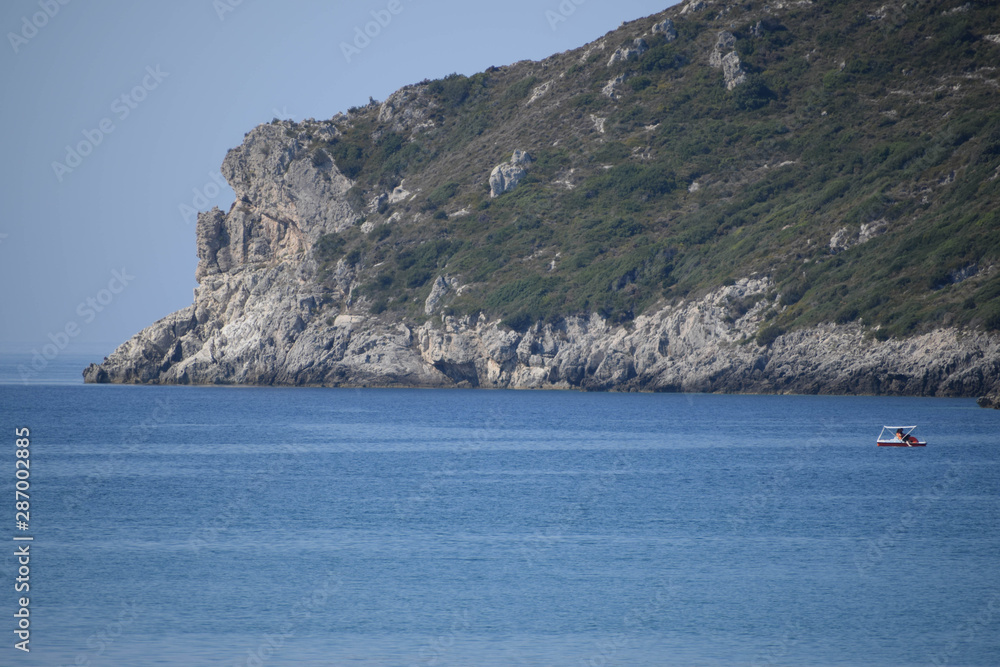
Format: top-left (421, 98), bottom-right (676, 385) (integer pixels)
top-left (878, 425), bottom-right (918, 440)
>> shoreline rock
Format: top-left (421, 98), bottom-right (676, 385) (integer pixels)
top-left (977, 393), bottom-right (1000, 409)
top-left (80, 16), bottom-right (1000, 403)
top-left (83, 266), bottom-right (1000, 400)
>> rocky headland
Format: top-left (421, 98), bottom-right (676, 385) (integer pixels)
top-left (85, 0), bottom-right (1000, 403)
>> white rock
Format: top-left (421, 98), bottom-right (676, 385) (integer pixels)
top-left (526, 81), bottom-right (552, 105)
top-left (388, 182), bottom-right (411, 204)
top-left (651, 19), bottom-right (677, 40)
top-left (424, 275), bottom-right (459, 315)
top-left (710, 31), bottom-right (737, 68)
top-left (489, 151), bottom-right (533, 197)
top-left (602, 73), bottom-right (630, 99)
top-left (608, 38), bottom-right (648, 66)
top-left (680, 0), bottom-right (707, 14)
top-left (721, 51), bottom-right (747, 89)
top-left (858, 219), bottom-right (888, 244)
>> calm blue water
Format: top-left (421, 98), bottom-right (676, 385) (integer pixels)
top-left (1, 353), bottom-right (999, 666)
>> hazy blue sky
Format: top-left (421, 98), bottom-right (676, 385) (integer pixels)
top-left (1, 0), bottom-right (676, 358)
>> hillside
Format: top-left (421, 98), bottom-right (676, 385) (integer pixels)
top-left (306, 0), bottom-right (1000, 336)
top-left (85, 0), bottom-right (1000, 398)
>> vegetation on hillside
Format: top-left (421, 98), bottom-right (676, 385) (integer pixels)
top-left (300, 0), bottom-right (1000, 337)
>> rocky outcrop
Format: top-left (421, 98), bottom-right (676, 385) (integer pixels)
top-left (709, 31), bottom-right (747, 89)
top-left (424, 275), bottom-right (459, 315)
top-left (709, 31), bottom-right (736, 67)
top-left (978, 392), bottom-right (1000, 409)
top-left (602, 73), bottom-right (630, 99)
top-left (219, 122), bottom-right (357, 244)
top-left (829, 220), bottom-right (889, 254)
top-left (680, 0), bottom-right (708, 15)
top-left (608, 38), bottom-right (648, 66)
top-left (651, 19), bottom-right (677, 40)
top-left (81, 6), bottom-right (1000, 403)
top-left (721, 52), bottom-right (747, 90)
top-left (489, 150), bottom-right (533, 197)
top-left (85, 241), bottom-right (1000, 396)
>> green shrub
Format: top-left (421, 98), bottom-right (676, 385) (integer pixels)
top-left (581, 163), bottom-right (676, 201)
top-left (428, 73), bottom-right (473, 108)
top-left (983, 306), bottom-right (1000, 331)
top-left (310, 149), bottom-right (330, 167)
top-left (733, 74), bottom-right (775, 111)
top-left (629, 76), bottom-right (653, 92)
top-left (835, 306), bottom-right (859, 324)
top-left (314, 233), bottom-right (346, 263)
top-left (757, 324), bottom-right (785, 347)
top-left (504, 75), bottom-right (538, 103)
top-left (427, 181), bottom-right (461, 208)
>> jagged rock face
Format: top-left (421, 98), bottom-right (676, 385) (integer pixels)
top-left (82, 6), bottom-right (1000, 403)
top-left (602, 73), bottom-right (630, 99)
top-left (221, 123), bottom-right (357, 246)
top-left (709, 31), bottom-right (747, 89)
top-left (424, 275), bottom-right (458, 315)
top-left (377, 85), bottom-right (435, 136)
top-left (651, 19), bottom-right (677, 40)
top-left (84, 272), bottom-right (1000, 397)
top-left (978, 392), bottom-right (1000, 409)
top-left (489, 150), bottom-right (533, 198)
top-left (709, 31), bottom-right (736, 67)
top-left (608, 38), bottom-right (648, 66)
top-left (721, 52), bottom-right (747, 90)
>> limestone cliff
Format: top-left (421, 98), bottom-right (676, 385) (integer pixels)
top-left (84, 138), bottom-right (1000, 395)
top-left (84, 0), bottom-right (1000, 400)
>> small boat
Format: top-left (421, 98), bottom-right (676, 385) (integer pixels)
top-left (876, 425), bottom-right (927, 447)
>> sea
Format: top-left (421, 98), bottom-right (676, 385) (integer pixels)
top-left (1, 352), bottom-right (998, 666)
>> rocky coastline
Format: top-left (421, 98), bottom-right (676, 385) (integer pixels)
top-left (84, 128), bottom-right (1000, 399)
top-left (82, 15), bottom-right (1000, 405)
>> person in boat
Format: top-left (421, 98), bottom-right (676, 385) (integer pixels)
top-left (895, 429), bottom-right (917, 444)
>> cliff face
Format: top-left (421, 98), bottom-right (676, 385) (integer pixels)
top-left (84, 0), bottom-right (1000, 397)
top-left (84, 259), bottom-right (1000, 394)
top-left (85, 142), bottom-right (1000, 395)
